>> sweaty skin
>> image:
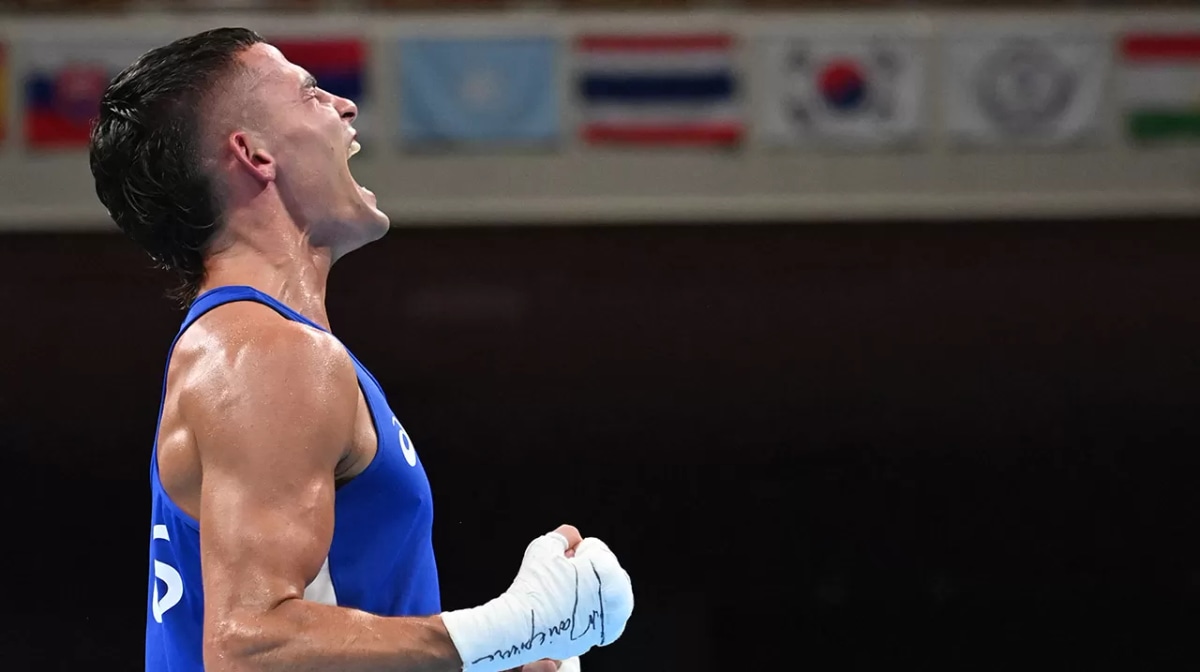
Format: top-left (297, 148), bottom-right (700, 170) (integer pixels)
top-left (157, 302), bottom-right (577, 672)
top-left (160, 301), bottom-right (456, 672)
top-left (148, 39), bottom-right (578, 672)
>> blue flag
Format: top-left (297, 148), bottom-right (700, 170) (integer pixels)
top-left (398, 37), bottom-right (559, 147)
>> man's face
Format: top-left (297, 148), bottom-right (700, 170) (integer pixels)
top-left (231, 43), bottom-right (388, 256)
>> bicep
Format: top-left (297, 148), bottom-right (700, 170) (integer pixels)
top-left (191, 331), bottom-right (358, 623)
top-left (199, 446), bottom-right (336, 618)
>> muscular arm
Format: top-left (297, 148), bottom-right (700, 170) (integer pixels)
top-left (188, 317), bottom-right (462, 672)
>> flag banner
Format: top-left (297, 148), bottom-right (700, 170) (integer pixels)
top-left (23, 38), bottom-right (159, 150)
top-left (759, 29), bottom-right (927, 149)
top-left (1120, 33), bottom-right (1200, 144)
top-left (943, 29), bottom-right (1109, 147)
top-left (575, 33), bottom-right (742, 147)
top-left (398, 36), bottom-right (558, 148)
top-left (271, 38), bottom-right (370, 137)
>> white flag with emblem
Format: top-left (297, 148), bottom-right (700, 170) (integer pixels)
top-left (759, 27), bottom-right (928, 149)
top-left (943, 27), bottom-right (1110, 147)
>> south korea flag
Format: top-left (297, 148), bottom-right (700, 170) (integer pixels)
top-left (759, 29), bottom-right (928, 149)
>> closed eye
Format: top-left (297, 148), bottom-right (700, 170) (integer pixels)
top-left (301, 74), bottom-right (319, 99)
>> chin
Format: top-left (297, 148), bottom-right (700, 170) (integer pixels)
top-left (325, 211), bottom-right (391, 263)
top-left (364, 207), bottom-right (391, 239)
top-left (357, 189), bottom-right (389, 230)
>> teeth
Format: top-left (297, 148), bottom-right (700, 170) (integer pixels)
top-left (349, 140), bottom-right (361, 157)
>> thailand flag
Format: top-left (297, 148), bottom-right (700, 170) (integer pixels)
top-left (575, 33), bottom-right (743, 146)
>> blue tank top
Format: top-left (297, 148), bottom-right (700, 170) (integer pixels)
top-left (145, 286), bottom-right (441, 671)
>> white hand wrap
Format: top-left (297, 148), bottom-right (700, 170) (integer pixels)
top-left (441, 533), bottom-right (633, 672)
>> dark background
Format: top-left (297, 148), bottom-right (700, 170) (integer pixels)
top-left (3, 218), bottom-right (1200, 669)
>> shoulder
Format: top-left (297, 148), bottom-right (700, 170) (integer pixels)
top-left (170, 302), bottom-right (360, 456)
top-left (177, 301), bottom-right (354, 388)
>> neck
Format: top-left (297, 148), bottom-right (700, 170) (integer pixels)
top-left (199, 212), bottom-right (335, 331)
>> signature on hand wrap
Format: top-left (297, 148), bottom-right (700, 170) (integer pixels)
top-left (471, 561), bottom-right (606, 665)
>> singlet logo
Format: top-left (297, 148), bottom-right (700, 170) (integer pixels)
top-left (393, 417), bottom-right (418, 467)
top-left (151, 525), bottom-right (184, 623)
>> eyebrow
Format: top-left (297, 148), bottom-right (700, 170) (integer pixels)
top-left (301, 72), bottom-right (317, 90)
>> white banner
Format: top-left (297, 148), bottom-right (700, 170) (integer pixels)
top-left (1, 12), bottom-right (1198, 228)
top-left (943, 28), bottom-right (1110, 147)
top-left (758, 28), bottom-right (928, 149)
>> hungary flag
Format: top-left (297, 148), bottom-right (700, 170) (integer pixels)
top-left (1121, 33), bottom-right (1200, 142)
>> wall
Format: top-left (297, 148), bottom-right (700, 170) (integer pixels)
top-left (4, 218), bottom-right (1200, 668)
top-left (1, 10), bottom-right (1199, 229)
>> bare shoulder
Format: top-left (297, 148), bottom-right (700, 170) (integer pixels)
top-left (171, 301), bottom-right (359, 466)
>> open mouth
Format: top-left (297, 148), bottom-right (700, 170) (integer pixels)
top-left (346, 135), bottom-right (375, 202)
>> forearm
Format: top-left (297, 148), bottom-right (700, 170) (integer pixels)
top-left (205, 599), bottom-right (463, 672)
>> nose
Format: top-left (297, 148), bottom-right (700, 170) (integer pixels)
top-left (336, 96), bottom-right (357, 125)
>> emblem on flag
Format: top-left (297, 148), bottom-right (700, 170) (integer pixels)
top-left (974, 38), bottom-right (1076, 134)
top-left (1120, 33), bottom-right (1200, 143)
top-left (760, 30), bottom-right (926, 149)
top-left (943, 28), bottom-right (1109, 147)
top-left (574, 33), bottom-right (743, 147)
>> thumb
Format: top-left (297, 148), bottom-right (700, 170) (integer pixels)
top-left (523, 524), bottom-right (582, 564)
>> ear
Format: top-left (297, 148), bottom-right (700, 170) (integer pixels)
top-left (229, 131), bottom-right (275, 184)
